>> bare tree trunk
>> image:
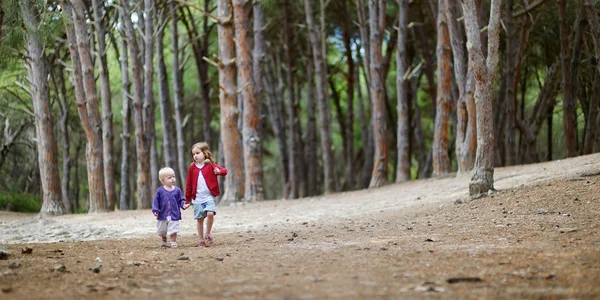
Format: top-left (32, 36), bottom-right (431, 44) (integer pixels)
top-left (218, 0), bottom-right (244, 203)
top-left (502, 0), bottom-right (517, 165)
top-left (559, 0), bottom-right (578, 157)
top-left (116, 20), bottom-right (132, 210)
top-left (91, 0), bottom-right (116, 211)
top-left (446, 0), bottom-right (475, 173)
top-left (583, 0), bottom-right (600, 154)
top-left (305, 0), bottom-right (337, 193)
top-left (122, 0), bottom-right (152, 209)
top-left (368, 0), bottom-right (387, 188)
top-left (69, 0), bottom-right (108, 212)
top-left (284, 0), bottom-right (299, 198)
top-left (432, 0), bottom-right (452, 176)
top-left (395, 0), bottom-right (410, 183)
top-left (169, 0), bottom-right (188, 187)
top-left (52, 64), bottom-right (72, 213)
top-left (156, 6), bottom-right (178, 180)
top-left (303, 51), bottom-right (318, 195)
top-left (234, 0), bottom-right (264, 201)
top-left (144, 0), bottom-right (158, 190)
top-left (356, 61), bottom-right (372, 188)
top-left (462, 0), bottom-right (502, 197)
top-left (341, 0), bottom-right (356, 188)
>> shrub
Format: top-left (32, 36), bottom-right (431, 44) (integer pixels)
top-left (0, 192), bottom-right (41, 212)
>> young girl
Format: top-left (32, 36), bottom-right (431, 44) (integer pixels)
top-left (152, 167), bottom-right (186, 248)
top-left (184, 142), bottom-right (228, 247)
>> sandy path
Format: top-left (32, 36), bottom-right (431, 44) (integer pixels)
top-left (1, 153), bottom-right (598, 244)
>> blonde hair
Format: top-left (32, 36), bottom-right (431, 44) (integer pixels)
top-left (158, 167), bottom-right (175, 184)
top-left (190, 142), bottom-right (215, 164)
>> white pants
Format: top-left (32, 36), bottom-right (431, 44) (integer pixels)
top-left (156, 216), bottom-right (180, 237)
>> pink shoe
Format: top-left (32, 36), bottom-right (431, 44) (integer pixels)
top-left (197, 241), bottom-right (206, 248)
top-left (205, 235), bottom-right (214, 246)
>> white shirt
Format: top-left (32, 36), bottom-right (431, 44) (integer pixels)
top-left (193, 163), bottom-right (215, 204)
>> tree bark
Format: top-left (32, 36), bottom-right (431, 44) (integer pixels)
top-left (156, 6), bottom-right (178, 181)
top-left (234, 0), bottom-right (264, 201)
top-left (558, 0), bottom-right (577, 157)
top-left (305, 0), bottom-right (337, 193)
top-left (432, 0), bottom-right (452, 176)
top-left (395, 0), bottom-right (410, 183)
top-left (169, 0), bottom-right (188, 187)
top-left (462, 0), bottom-right (502, 197)
top-left (368, 0), bottom-right (388, 188)
top-left (341, 0), bottom-right (356, 189)
top-left (583, 0), bottom-right (600, 154)
top-left (284, 0), bottom-right (300, 198)
top-left (91, 0), bottom-right (116, 211)
top-left (52, 63), bottom-right (72, 213)
top-left (218, 0), bottom-right (244, 203)
top-left (144, 0), bottom-right (158, 190)
top-left (70, 0), bottom-right (108, 212)
top-left (115, 16), bottom-right (133, 210)
top-left (122, 0), bottom-right (152, 209)
top-left (503, 0), bottom-right (517, 166)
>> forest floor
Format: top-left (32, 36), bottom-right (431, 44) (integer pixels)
top-left (1, 154), bottom-right (600, 299)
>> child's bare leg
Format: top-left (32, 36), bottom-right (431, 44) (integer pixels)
top-left (170, 233), bottom-right (177, 243)
top-left (197, 218), bottom-right (205, 241)
top-left (206, 212), bottom-right (214, 237)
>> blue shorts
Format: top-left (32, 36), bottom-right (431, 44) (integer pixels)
top-left (193, 200), bottom-right (217, 219)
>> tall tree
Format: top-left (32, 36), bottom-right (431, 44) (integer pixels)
top-left (395, 0), bottom-right (410, 183)
top-left (19, 0), bottom-right (65, 215)
top-left (305, 0), bottom-right (337, 194)
top-left (144, 0), bottom-right (158, 189)
top-left (582, 0), bottom-right (600, 153)
top-left (218, 0), bottom-right (244, 203)
top-left (368, 0), bottom-right (387, 188)
top-left (234, 0), bottom-right (264, 201)
top-left (121, 0), bottom-right (152, 209)
top-left (169, 0), bottom-right (187, 187)
top-left (462, 0), bottom-right (502, 197)
top-left (503, 0), bottom-right (517, 165)
top-left (432, 0), bottom-right (452, 176)
top-left (91, 0), bottom-right (116, 210)
top-left (446, 0), bottom-right (476, 173)
top-left (558, 0), bottom-right (577, 157)
top-left (284, 0), bottom-right (300, 198)
top-left (341, 0), bottom-right (356, 188)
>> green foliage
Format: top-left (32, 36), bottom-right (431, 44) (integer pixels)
top-left (0, 192), bottom-right (41, 212)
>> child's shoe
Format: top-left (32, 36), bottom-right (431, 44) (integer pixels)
top-left (161, 241), bottom-right (168, 248)
top-left (205, 235), bottom-right (214, 246)
top-left (170, 242), bottom-right (178, 248)
top-left (197, 241), bottom-right (206, 248)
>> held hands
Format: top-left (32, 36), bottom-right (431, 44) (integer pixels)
top-left (183, 203), bottom-right (191, 210)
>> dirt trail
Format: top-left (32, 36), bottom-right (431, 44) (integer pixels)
top-left (1, 154), bottom-right (599, 299)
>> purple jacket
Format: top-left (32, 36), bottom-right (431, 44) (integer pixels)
top-left (152, 186), bottom-right (185, 221)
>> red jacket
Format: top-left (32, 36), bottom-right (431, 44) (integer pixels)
top-left (185, 162), bottom-right (228, 203)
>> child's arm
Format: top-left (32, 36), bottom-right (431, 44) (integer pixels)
top-left (184, 164), bottom-right (193, 204)
top-left (213, 164), bottom-right (228, 176)
top-left (178, 189), bottom-right (189, 210)
top-left (152, 190), bottom-right (160, 216)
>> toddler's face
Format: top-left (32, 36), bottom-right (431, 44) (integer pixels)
top-left (192, 148), bottom-right (206, 163)
top-left (162, 174), bottom-right (176, 186)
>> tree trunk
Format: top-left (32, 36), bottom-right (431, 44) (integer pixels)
top-left (395, 0), bottom-right (410, 183)
top-left (218, 0), bottom-right (244, 203)
top-left (303, 51), bottom-right (318, 196)
top-left (116, 17), bottom-right (132, 210)
top-left (356, 61), bottom-right (373, 188)
top-left (234, 0), bottom-right (264, 201)
top-left (91, 0), bottom-right (116, 211)
top-left (558, 0), bottom-right (578, 158)
top-left (583, 0), bottom-right (600, 154)
top-left (462, 0), bottom-right (502, 197)
top-left (284, 0), bottom-right (300, 198)
top-left (144, 0), bottom-right (158, 190)
top-left (305, 0), bottom-right (337, 193)
top-left (341, 0), bottom-right (356, 189)
top-left (122, 0), bottom-right (152, 209)
top-left (53, 64), bottom-right (72, 213)
top-left (169, 0), bottom-right (188, 187)
top-left (503, 0), bottom-right (517, 166)
top-left (156, 6), bottom-right (178, 181)
top-left (368, 0), bottom-right (387, 188)
top-left (70, 0), bottom-right (108, 212)
top-left (432, 0), bottom-right (452, 176)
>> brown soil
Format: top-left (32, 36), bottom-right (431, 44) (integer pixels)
top-left (1, 154), bottom-right (600, 299)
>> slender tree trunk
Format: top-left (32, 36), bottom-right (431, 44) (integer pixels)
top-left (53, 64), bottom-right (72, 213)
top-left (122, 0), bottom-right (152, 209)
top-left (583, 0), bottom-right (600, 154)
top-left (432, 0), bottom-right (452, 176)
top-left (218, 0), bottom-right (244, 203)
top-left (70, 0), bottom-right (107, 212)
top-left (395, 0), bottom-right (410, 183)
top-left (559, 0), bottom-right (578, 157)
top-left (303, 52), bottom-right (318, 195)
top-left (156, 6), bottom-right (178, 180)
top-left (503, 0), bottom-right (517, 166)
top-left (305, 0), bottom-right (337, 193)
top-left (234, 0), bottom-right (264, 201)
top-left (368, 0), bottom-right (388, 188)
top-left (284, 0), bottom-right (299, 198)
top-left (91, 0), bottom-right (116, 211)
top-left (144, 0), bottom-right (158, 190)
top-left (116, 20), bottom-right (132, 210)
top-left (20, 0), bottom-right (64, 215)
top-left (341, 0), bottom-right (356, 188)
top-left (169, 0), bottom-right (188, 187)
top-left (462, 0), bottom-right (502, 197)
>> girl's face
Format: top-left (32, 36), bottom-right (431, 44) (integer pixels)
top-left (192, 147), bottom-right (206, 163)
